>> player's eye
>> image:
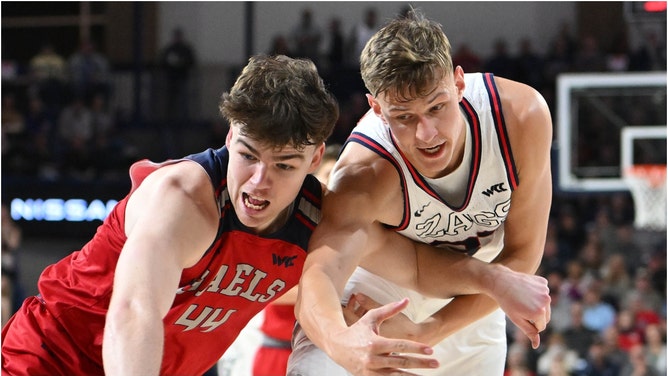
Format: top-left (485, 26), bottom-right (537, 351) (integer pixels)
top-left (277, 163), bottom-right (294, 171)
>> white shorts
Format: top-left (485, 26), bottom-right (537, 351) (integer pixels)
top-left (287, 267), bottom-right (507, 376)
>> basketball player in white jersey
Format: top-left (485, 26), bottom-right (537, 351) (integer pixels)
top-left (289, 9), bottom-right (553, 375)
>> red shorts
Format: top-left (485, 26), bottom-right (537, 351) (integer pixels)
top-left (2, 296), bottom-right (103, 376)
top-left (252, 345), bottom-right (292, 376)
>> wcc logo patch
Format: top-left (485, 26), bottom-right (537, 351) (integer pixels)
top-left (481, 183), bottom-right (507, 197)
top-left (272, 254), bottom-right (297, 268)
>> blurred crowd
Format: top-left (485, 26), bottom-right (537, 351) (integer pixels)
top-left (1, 7), bottom-right (666, 376)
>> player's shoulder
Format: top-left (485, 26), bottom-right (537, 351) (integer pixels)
top-left (336, 142), bottom-right (400, 186)
top-left (493, 76), bottom-right (551, 133)
top-left (494, 77), bottom-right (549, 114)
top-left (138, 159), bottom-right (213, 198)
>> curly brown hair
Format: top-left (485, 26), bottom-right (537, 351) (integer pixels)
top-left (220, 55), bottom-right (339, 150)
top-left (360, 9), bottom-right (453, 102)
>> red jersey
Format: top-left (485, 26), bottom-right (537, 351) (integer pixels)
top-left (260, 303), bottom-right (296, 342)
top-left (2, 147), bottom-right (322, 376)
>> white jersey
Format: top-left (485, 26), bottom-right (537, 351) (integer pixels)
top-left (350, 72), bottom-right (517, 264)
top-left (288, 73), bottom-right (517, 376)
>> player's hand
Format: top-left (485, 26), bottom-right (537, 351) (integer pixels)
top-left (332, 298), bottom-right (439, 375)
top-left (344, 293), bottom-right (441, 346)
top-left (489, 266), bottom-right (551, 348)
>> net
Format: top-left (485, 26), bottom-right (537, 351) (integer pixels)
top-left (623, 164), bottom-right (667, 231)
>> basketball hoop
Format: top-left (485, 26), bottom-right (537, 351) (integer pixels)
top-left (623, 164), bottom-right (667, 231)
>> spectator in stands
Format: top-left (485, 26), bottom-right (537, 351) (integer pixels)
top-left (89, 93), bottom-right (131, 179)
top-left (29, 43), bottom-right (67, 82)
top-left (643, 323), bottom-right (667, 375)
top-left (580, 338), bottom-right (623, 376)
top-left (68, 38), bottom-right (111, 102)
top-left (346, 7), bottom-right (377, 66)
top-left (57, 96), bottom-right (94, 179)
top-left (606, 32), bottom-right (631, 72)
top-left (561, 301), bottom-right (598, 360)
top-left (539, 235), bottom-right (566, 276)
top-left (1, 93), bottom-right (28, 174)
top-left (268, 34), bottom-right (292, 57)
top-left (2, 93), bottom-right (26, 141)
top-left (324, 17), bottom-right (345, 74)
top-left (600, 253), bottom-right (633, 309)
top-left (22, 95), bottom-right (60, 179)
top-left (622, 269), bottom-right (665, 317)
top-left (578, 232), bottom-right (605, 280)
top-left (159, 27), bottom-right (197, 125)
top-left (544, 271), bottom-right (572, 334)
top-left (452, 43), bottom-right (482, 73)
top-left (608, 226), bottom-right (647, 277)
top-left (616, 309), bottom-right (643, 352)
top-left (573, 34), bottom-right (606, 72)
top-left (514, 38), bottom-right (544, 90)
top-left (582, 280), bottom-right (617, 334)
top-left (290, 8), bottom-right (323, 67)
top-left (28, 43), bottom-right (68, 110)
top-left (504, 343), bottom-right (536, 376)
top-left (535, 332), bottom-right (580, 376)
top-left (484, 38), bottom-right (516, 79)
top-left (600, 326), bottom-right (632, 372)
top-left (555, 206), bottom-right (586, 262)
top-left (629, 31), bottom-right (667, 71)
top-left (24, 95), bottom-right (56, 139)
top-left (619, 343), bottom-right (659, 376)
top-left (561, 259), bottom-right (590, 303)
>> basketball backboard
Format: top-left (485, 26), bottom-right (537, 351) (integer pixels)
top-left (556, 72), bottom-right (667, 192)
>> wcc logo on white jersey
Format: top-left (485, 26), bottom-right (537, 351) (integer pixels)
top-left (481, 182), bottom-right (508, 197)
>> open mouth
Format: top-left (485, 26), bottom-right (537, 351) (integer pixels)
top-left (419, 143), bottom-right (443, 155)
top-left (243, 192), bottom-right (269, 210)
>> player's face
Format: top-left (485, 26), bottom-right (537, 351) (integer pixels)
top-left (369, 66), bottom-right (466, 179)
top-left (226, 124), bottom-right (324, 234)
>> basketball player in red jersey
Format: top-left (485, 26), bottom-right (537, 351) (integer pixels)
top-left (251, 144), bottom-right (341, 376)
top-left (1, 55), bottom-right (343, 376)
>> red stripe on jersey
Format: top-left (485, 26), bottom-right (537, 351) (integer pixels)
top-left (295, 212), bottom-right (316, 231)
top-left (345, 133), bottom-right (411, 231)
top-left (483, 73), bottom-right (519, 189)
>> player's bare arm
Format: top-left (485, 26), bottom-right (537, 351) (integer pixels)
top-left (297, 150), bottom-right (440, 374)
top-left (342, 77), bottom-right (553, 349)
top-left (361, 76), bottom-right (553, 348)
top-left (103, 161), bottom-right (219, 375)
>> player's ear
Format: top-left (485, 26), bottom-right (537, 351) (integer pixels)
top-left (454, 66), bottom-right (466, 102)
top-left (366, 94), bottom-right (383, 118)
top-left (307, 143), bottom-right (326, 173)
top-left (225, 125), bottom-right (234, 148)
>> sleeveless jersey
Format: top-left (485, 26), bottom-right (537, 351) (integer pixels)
top-left (332, 73), bottom-right (517, 375)
top-left (288, 73), bottom-right (518, 376)
top-left (34, 147), bottom-right (323, 376)
top-left (347, 72), bottom-right (518, 265)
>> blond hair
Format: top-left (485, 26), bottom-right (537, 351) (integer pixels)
top-left (360, 9), bottom-right (453, 101)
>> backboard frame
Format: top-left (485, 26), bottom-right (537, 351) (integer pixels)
top-left (557, 72), bottom-right (667, 192)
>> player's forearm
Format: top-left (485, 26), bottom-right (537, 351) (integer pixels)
top-left (412, 244), bottom-right (510, 298)
top-left (103, 306), bottom-right (164, 375)
top-left (295, 265), bottom-right (350, 356)
top-left (423, 293), bottom-right (498, 345)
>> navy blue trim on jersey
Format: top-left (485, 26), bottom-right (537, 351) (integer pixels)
top-left (185, 146), bottom-right (228, 190)
top-left (186, 146), bottom-right (321, 251)
top-left (482, 73), bottom-right (519, 190)
top-left (344, 132), bottom-right (411, 231)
